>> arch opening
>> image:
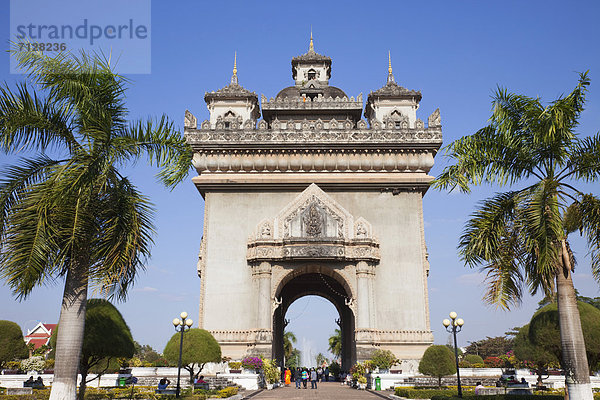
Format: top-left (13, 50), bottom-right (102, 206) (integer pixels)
top-left (273, 270), bottom-right (355, 370)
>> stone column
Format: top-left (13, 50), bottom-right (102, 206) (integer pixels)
top-left (251, 261), bottom-right (273, 357)
top-left (253, 261), bottom-right (272, 330)
top-left (355, 261), bottom-right (376, 361)
top-left (356, 261), bottom-right (372, 330)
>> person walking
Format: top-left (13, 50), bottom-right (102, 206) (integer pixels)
top-left (302, 368), bottom-right (309, 389)
top-left (295, 368), bottom-right (302, 389)
top-left (285, 368), bottom-right (291, 386)
top-left (324, 367), bottom-right (329, 382)
top-left (310, 368), bottom-right (318, 389)
top-left (317, 366), bottom-right (322, 382)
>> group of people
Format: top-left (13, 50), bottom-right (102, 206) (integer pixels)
top-left (24, 376), bottom-right (44, 388)
top-left (158, 376), bottom-right (208, 390)
top-left (283, 366), bottom-right (329, 389)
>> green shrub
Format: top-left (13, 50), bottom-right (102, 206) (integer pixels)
top-left (370, 349), bottom-right (399, 370)
top-left (464, 354), bottom-right (484, 365)
top-left (429, 396), bottom-right (564, 400)
top-left (395, 388), bottom-right (460, 398)
top-left (227, 361), bottom-right (241, 369)
top-left (217, 387), bottom-right (238, 398)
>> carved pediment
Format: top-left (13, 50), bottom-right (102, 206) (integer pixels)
top-left (276, 183), bottom-right (351, 240)
top-left (248, 184), bottom-right (379, 262)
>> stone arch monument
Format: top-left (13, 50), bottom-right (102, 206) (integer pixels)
top-left (185, 40), bottom-right (442, 372)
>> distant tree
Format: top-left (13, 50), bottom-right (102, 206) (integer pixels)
top-left (328, 361), bottom-right (341, 377)
top-left (527, 302), bottom-right (600, 372)
top-left (578, 296), bottom-right (600, 310)
top-left (283, 331), bottom-right (297, 362)
top-left (0, 320), bottom-right (28, 367)
top-left (418, 345), bottom-right (456, 389)
top-left (315, 352), bottom-right (328, 367)
top-left (513, 324), bottom-right (559, 386)
top-left (463, 354), bottom-right (484, 366)
top-left (370, 349), bottom-right (399, 371)
top-left (287, 349), bottom-right (300, 369)
top-left (163, 329), bottom-right (221, 384)
top-left (463, 336), bottom-right (513, 359)
top-left (328, 329), bottom-right (342, 358)
top-left (50, 299), bottom-right (135, 400)
top-left (133, 341), bottom-right (161, 365)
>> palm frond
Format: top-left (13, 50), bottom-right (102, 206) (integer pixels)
top-left (0, 155), bottom-right (61, 238)
top-left (0, 181), bottom-right (62, 299)
top-left (89, 173), bottom-right (155, 300)
top-left (565, 134), bottom-right (600, 182)
top-left (459, 191), bottom-right (524, 266)
top-left (577, 194), bottom-right (600, 283)
top-left (432, 123), bottom-right (542, 192)
top-left (0, 82), bottom-right (78, 153)
top-left (520, 181), bottom-right (563, 295)
top-left (113, 115), bottom-right (193, 188)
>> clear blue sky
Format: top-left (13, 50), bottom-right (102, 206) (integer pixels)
top-left (1, 0), bottom-right (600, 362)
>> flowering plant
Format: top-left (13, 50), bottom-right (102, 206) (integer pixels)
top-left (241, 357), bottom-right (263, 369)
top-left (483, 356), bottom-right (503, 367)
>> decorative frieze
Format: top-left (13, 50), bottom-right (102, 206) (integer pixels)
top-left (191, 149), bottom-right (436, 174)
top-left (186, 124), bottom-right (441, 140)
top-left (209, 329), bottom-right (273, 344)
top-left (247, 239), bottom-right (380, 262)
top-left (261, 93), bottom-right (363, 110)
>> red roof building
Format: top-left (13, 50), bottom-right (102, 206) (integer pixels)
top-left (24, 323), bottom-right (57, 349)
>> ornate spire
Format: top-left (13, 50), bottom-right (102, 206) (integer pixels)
top-left (387, 51), bottom-right (395, 84)
top-left (231, 51), bottom-right (238, 84)
top-left (309, 28), bottom-right (314, 52)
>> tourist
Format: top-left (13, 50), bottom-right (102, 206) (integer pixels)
top-left (195, 375), bottom-right (207, 384)
top-left (521, 377), bottom-right (528, 386)
top-left (310, 368), bottom-right (318, 389)
top-left (35, 377), bottom-right (44, 387)
top-left (475, 382), bottom-right (484, 395)
top-left (284, 368), bottom-right (291, 386)
top-left (295, 367), bottom-right (302, 389)
top-left (324, 366), bottom-right (329, 382)
top-left (302, 368), bottom-right (308, 389)
top-left (158, 378), bottom-right (170, 390)
top-left (317, 366), bottom-right (322, 382)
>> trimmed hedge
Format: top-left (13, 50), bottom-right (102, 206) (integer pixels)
top-left (395, 388), bottom-right (463, 398)
top-left (0, 386), bottom-right (238, 400)
top-left (395, 387), bottom-right (567, 400)
top-left (430, 396), bottom-right (565, 400)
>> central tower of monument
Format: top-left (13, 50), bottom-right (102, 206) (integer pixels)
top-left (185, 38), bottom-right (442, 372)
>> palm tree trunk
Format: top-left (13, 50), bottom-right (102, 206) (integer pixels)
top-left (49, 262), bottom-right (88, 400)
top-left (556, 240), bottom-right (592, 400)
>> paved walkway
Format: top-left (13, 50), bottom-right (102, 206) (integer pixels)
top-left (245, 382), bottom-right (389, 399)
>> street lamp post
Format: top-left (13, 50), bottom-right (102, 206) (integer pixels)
top-left (443, 312), bottom-right (464, 398)
top-left (172, 311), bottom-right (193, 398)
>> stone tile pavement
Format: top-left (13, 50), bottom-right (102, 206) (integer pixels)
top-left (243, 382), bottom-right (390, 399)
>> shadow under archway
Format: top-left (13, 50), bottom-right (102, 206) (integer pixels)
top-left (273, 270), bottom-right (355, 370)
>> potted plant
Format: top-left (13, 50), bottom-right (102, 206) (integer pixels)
top-left (370, 349), bottom-right (399, 374)
top-left (241, 357), bottom-right (263, 373)
top-left (357, 376), bottom-right (367, 389)
top-left (262, 358), bottom-right (280, 389)
top-left (228, 361), bottom-right (242, 373)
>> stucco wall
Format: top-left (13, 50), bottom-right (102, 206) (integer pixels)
top-left (201, 188), bottom-right (429, 333)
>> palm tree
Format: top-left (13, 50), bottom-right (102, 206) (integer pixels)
top-left (433, 72), bottom-right (600, 400)
top-left (328, 329), bottom-right (342, 359)
top-left (0, 48), bottom-right (191, 400)
top-left (283, 330), bottom-right (297, 362)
